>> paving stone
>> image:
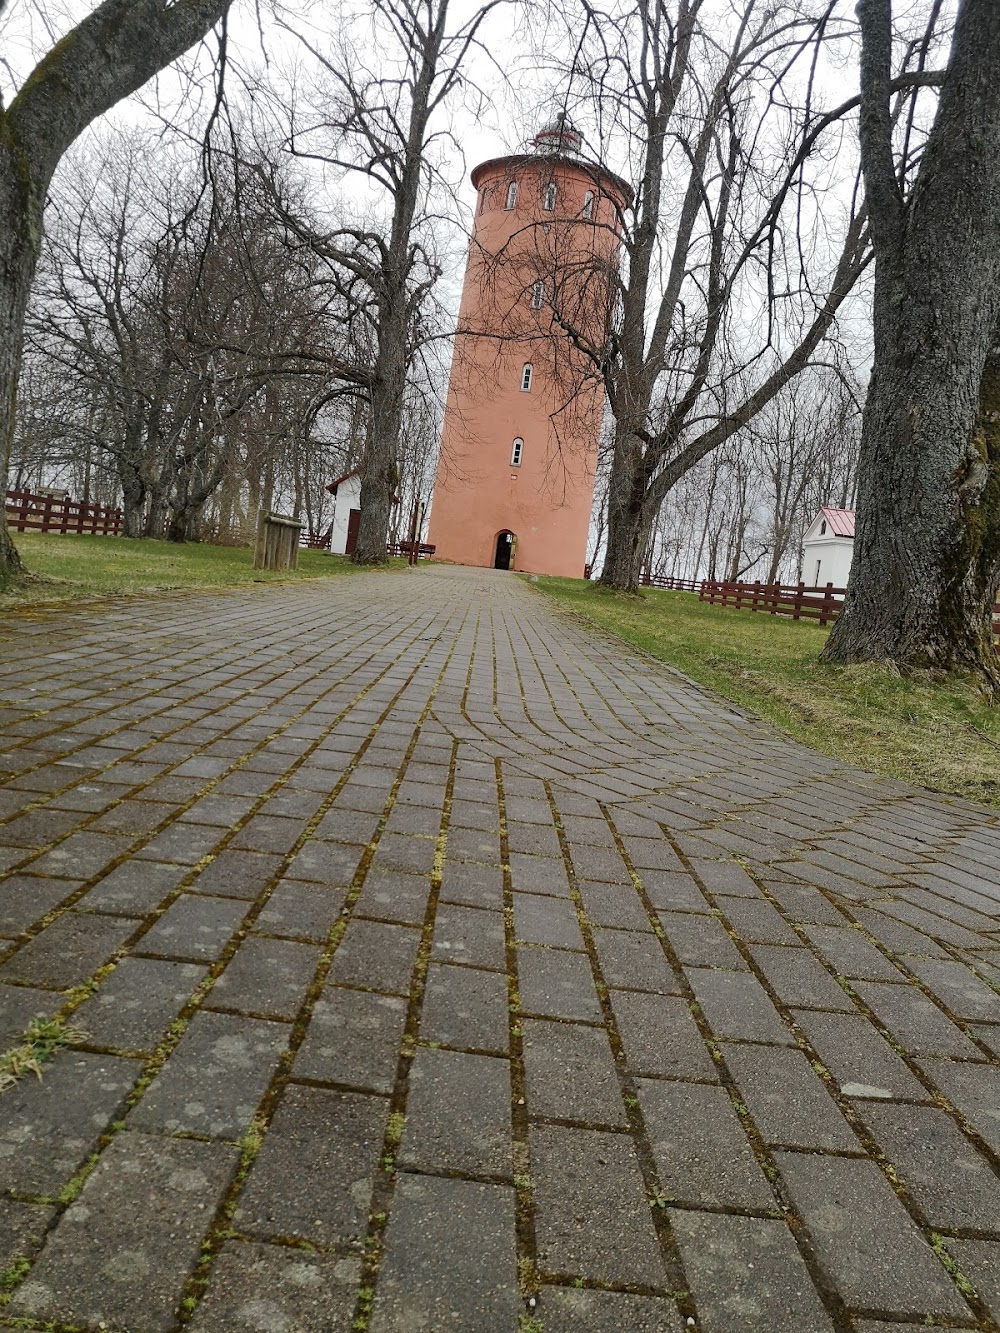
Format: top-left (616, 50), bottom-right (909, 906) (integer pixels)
top-left (508, 852), bottom-right (572, 897)
top-left (208, 937), bottom-right (320, 1019)
top-left (513, 892), bottom-right (584, 948)
top-left (917, 1058), bottom-right (1000, 1154)
top-left (717, 895), bottom-right (800, 943)
top-left (355, 868), bottom-right (431, 925)
top-left (611, 990), bottom-right (717, 1080)
top-left (0, 1198), bottom-right (54, 1269)
top-left (0, 911), bottom-right (136, 987)
top-left (129, 1010), bottom-right (288, 1138)
top-left (531, 1124), bottom-right (666, 1286)
top-left (420, 962), bottom-right (509, 1053)
top-left (518, 945), bottom-right (602, 1021)
top-left (314, 807), bottom-right (380, 841)
top-left (439, 858), bottom-right (505, 907)
top-left (0, 1051), bottom-right (142, 1194)
top-left (11, 1131), bottom-right (238, 1332)
top-left (853, 980), bottom-right (981, 1057)
top-left (286, 839), bottom-right (367, 885)
top-left (748, 944), bottom-right (855, 1010)
top-left (801, 924), bottom-right (904, 980)
top-left (576, 881), bottom-right (650, 932)
top-left (230, 815), bottom-right (303, 855)
top-left (74, 957), bottom-right (205, 1051)
top-left (236, 1085), bottom-right (385, 1245)
top-left (570, 843), bottom-right (630, 883)
top-left (638, 1079), bottom-right (774, 1209)
top-left (187, 1240), bottom-right (360, 1333)
top-left (723, 1042), bottom-right (858, 1150)
top-left (857, 1102), bottom-right (1000, 1230)
top-left (400, 1048), bottom-right (511, 1177)
top-left (776, 1153), bottom-right (967, 1317)
top-left (766, 879), bottom-right (846, 925)
top-left (904, 956), bottom-right (1000, 1022)
top-left (190, 850), bottom-right (285, 899)
top-left (591, 926), bottom-right (679, 993)
top-left (659, 911), bottom-right (749, 969)
top-left (689, 858), bottom-right (760, 897)
top-left (78, 860), bottom-right (188, 915)
top-left (446, 824), bottom-right (502, 862)
top-left (508, 821), bottom-right (563, 857)
top-left (256, 880), bottom-right (345, 941)
top-left (687, 967), bottom-right (793, 1044)
top-left (137, 894), bottom-right (247, 961)
top-left (136, 822), bottom-right (226, 864)
top-left (26, 831), bottom-right (133, 879)
top-left (943, 1239), bottom-right (1000, 1319)
top-left (522, 1018), bottom-right (626, 1126)
top-left (0, 874), bottom-right (84, 936)
top-left (641, 870), bottom-right (710, 911)
top-left (327, 918), bottom-right (421, 995)
top-left (295, 987), bottom-right (406, 1091)
top-left (370, 1174), bottom-right (519, 1333)
top-left (430, 903), bottom-right (506, 969)
top-left (793, 1008), bottom-right (928, 1100)
top-left (670, 1210), bottom-right (835, 1333)
top-left (0, 982), bottom-right (60, 1043)
top-left (540, 1288), bottom-right (684, 1332)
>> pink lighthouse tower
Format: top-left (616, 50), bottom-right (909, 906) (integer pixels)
top-left (427, 119), bottom-right (630, 577)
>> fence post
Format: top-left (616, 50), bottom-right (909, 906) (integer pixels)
top-left (793, 581), bottom-right (804, 620)
top-left (820, 582), bottom-right (835, 627)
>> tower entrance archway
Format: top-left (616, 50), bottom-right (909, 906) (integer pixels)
top-left (494, 531), bottom-right (515, 570)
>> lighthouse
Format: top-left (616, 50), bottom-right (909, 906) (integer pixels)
top-left (427, 119), bottom-right (630, 578)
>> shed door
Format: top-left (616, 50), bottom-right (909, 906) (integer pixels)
top-left (346, 508), bottom-right (361, 555)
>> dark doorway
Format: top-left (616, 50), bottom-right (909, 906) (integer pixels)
top-left (345, 508), bottom-right (361, 555)
top-left (494, 530), bottom-right (514, 570)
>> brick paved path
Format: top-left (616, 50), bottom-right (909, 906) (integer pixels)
top-left (0, 565), bottom-right (999, 1333)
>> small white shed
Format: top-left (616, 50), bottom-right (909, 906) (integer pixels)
top-left (325, 470), bottom-right (362, 555)
top-left (801, 507), bottom-right (855, 588)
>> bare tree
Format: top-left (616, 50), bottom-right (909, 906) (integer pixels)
top-left (526, 0), bottom-right (880, 591)
top-left (0, 0), bottom-right (233, 585)
top-left (823, 0), bottom-right (1000, 691)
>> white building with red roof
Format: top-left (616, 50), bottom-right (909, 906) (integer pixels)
top-left (801, 507), bottom-right (855, 588)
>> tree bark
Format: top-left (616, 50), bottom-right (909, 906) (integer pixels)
top-left (823, 0), bottom-right (1000, 691)
top-left (0, 0), bottom-right (230, 587)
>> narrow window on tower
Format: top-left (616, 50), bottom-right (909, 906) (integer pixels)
top-left (520, 364), bottom-right (533, 392)
top-left (531, 280), bottom-right (544, 310)
top-left (543, 181), bottom-right (557, 211)
top-left (478, 188), bottom-right (486, 214)
top-left (582, 190), bottom-right (594, 219)
top-left (505, 181), bottom-right (518, 210)
top-left (511, 437), bottom-right (524, 466)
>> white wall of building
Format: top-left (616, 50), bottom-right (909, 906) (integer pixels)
top-left (801, 536), bottom-right (854, 588)
top-left (330, 474), bottom-right (362, 555)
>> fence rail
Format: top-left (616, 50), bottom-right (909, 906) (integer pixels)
top-left (4, 489), bottom-right (123, 536)
top-left (699, 578), bottom-right (847, 627)
top-left (639, 573), bottom-right (703, 592)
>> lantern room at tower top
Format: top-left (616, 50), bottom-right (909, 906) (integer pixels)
top-left (426, 120), bottom-right (631, 579)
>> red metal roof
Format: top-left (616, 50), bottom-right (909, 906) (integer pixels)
top-left (325, 469), bottom-right (359, 495)
top-left (820, 506), bottom-right (855, 538)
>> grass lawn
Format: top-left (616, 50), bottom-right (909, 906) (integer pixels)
top-left (1, 533), bottom-right (404, 609)
top-left (533, 575), bottom-right (1000, 810)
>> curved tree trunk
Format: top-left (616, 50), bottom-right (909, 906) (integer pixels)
top-left (0, 0), bottom-right (230, 588)
top-left (824, 0), bottom-right (1000, 692)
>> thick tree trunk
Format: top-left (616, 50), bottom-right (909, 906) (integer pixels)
top-left (353, 320), bottom-right (405, 565)
top-left (0, 159), bottom-right (40, 587)
top-left (824, 0), bottom-right (1000, 691)
top-left (600, 426), bottom-right (650, 589)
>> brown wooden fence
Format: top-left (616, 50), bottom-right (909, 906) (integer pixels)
top-left (639, 573), bottom-right (703, 592)
top-left (699, 579), bottom-right (846, 627)
top-left (5, 489), bottom-right (123, 536)
top-left (696, 577), bottom-right (1000, 637)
